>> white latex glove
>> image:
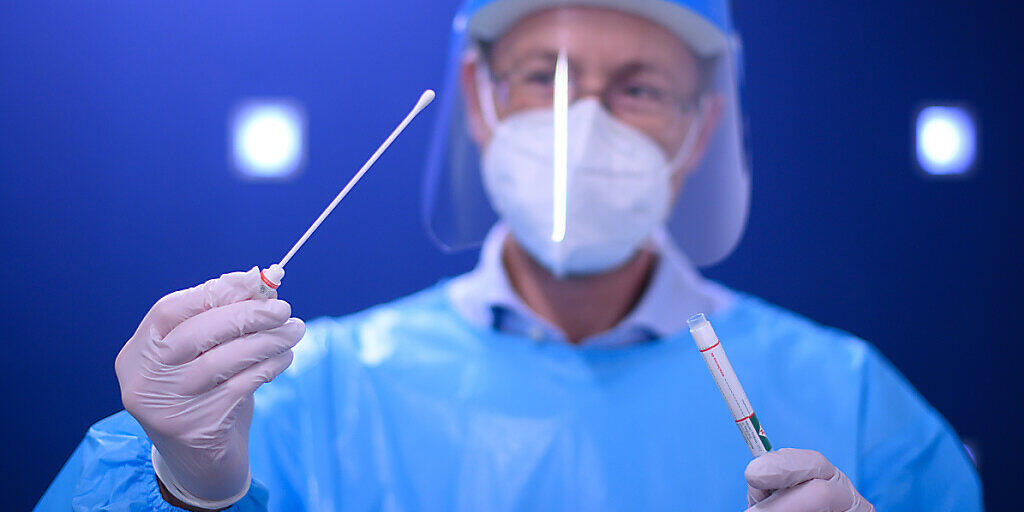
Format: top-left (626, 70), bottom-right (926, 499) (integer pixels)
top-left (745, 448), bottom-right (874, 512)
top-left (115, 268), bottom-right (304, 509)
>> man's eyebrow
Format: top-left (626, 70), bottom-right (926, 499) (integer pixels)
top-left (493, 49), bottom-right (692, 87)
top-left (502, 52), bottom-right (678, 75)
top-left (615, 61), bottom-right (676, 78)
top-left (497, 49), bottom-right (560, 71)
top-left (606, 61), bottom-right (686, 88)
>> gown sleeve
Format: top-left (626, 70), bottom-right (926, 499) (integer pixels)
top-left (33, 410), bottom-right (270, 511)
top-left (34, 317), bottom-right (357, 512)
top-left (856, 345), bottom-right (984, 510)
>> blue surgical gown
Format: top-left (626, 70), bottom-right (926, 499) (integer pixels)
top-left (36, 284), bottom-right (982, 510)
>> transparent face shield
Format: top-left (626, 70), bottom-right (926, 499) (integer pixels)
top-left (423, 3), bottom-right (750, 272)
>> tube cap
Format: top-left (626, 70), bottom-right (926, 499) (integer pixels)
top-left (260, 264), bottom-right (284, 289)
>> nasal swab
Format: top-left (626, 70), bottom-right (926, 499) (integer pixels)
top-left (688, 313), bottom-right (772, 457)
top-left (256, 89), bottom-right (436, 294)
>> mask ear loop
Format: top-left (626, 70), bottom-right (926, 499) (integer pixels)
top-left (665, 97), bottom-right (708, 176)
top-left (471, 49), bottom-right (501, 131)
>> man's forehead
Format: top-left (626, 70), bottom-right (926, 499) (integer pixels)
top-left (489, 7), bottom-right (697, 73)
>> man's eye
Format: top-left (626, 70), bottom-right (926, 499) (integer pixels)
top-left (524, 71), bottom-right (556, 84)
top-left (622, 84), bottom-right (666, 101)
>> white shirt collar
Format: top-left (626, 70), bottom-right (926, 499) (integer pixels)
top-left (446, 223), bottom-right (734, 346)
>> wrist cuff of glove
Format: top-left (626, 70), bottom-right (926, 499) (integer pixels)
top-left (151, 446), bottom-right (251, 510)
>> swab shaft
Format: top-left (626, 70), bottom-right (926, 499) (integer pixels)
top-left (277, 90), bottom-right (434, 268)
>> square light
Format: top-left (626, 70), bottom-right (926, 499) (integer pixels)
top-left (231, 99), bottom-right (306, 180)
top-left (915, 104), bottom-right (977, 177)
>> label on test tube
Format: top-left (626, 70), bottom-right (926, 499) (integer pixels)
top-left (256, 265), bottom-right (284, 299)
top-left (257, 282), bottom-right (275, 299)
top-left (688, 313), bottom-right (771, 457)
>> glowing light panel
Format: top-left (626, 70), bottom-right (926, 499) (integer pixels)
top-left (232, 100), bottom-right (305, 179)
top-left (916, 105), bottom-right (976, 177)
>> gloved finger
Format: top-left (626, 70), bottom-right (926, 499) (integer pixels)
top-left (158, 299), bottom-right (291, 365)
top-left (746, 472), bottom-right (857, 512)
top-left (180, 318), bottom-right (305, 396)
top-left (219, 349), bottom-right (295, 399)
top-left (141, 268), bottom-right (273, 340)
top-left (748, 485), bottom-right (770, 506)
top-left (745, 448), bottom-right (836, 491)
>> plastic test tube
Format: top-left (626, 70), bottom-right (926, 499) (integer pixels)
top-left (687, 313), bottom-right (772, 457)
top-left (255, 264), bottom-right (284, 299)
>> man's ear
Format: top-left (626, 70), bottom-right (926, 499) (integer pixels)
top-left (671, 92), bottom-right (725, 192)
top-left (460, 57), bottom-right (493, 146)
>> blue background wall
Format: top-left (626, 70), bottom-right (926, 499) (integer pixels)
top-left (2, 1), bottom-right (1020, 509)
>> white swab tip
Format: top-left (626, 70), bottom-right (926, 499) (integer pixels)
top-left (414, 89), bottom-right (436, 112)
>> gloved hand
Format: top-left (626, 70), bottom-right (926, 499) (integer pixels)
top-left (115, 267), bottom-right (304, 509)
top-left (745, 448), bottom-right (874, 512)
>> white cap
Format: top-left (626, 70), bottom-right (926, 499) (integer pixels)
top-left (260, 264), bottom-right (285, 288)
top-left (686, 313), bottom-right (719, 350)
top-left (466, 0), bottom-right (729, 57)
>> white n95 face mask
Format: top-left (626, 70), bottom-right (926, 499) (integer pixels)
top-left (480, 97), bottom-right (702, 278)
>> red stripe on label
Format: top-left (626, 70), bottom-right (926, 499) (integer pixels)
top-left (699, 341), bottom-right (720, 353)
top-left (260, 270), bottom-right (279, 289)
top-left (735, 412), bottom-right (754, 423)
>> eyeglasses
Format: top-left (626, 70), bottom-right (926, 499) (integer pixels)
top-left (484, 54), bottom-right (700, 131)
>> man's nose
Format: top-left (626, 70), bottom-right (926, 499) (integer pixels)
top-left (571, 74), bottom-right (608, 103)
